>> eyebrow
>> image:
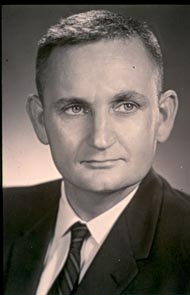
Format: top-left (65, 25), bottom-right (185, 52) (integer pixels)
top-left (111, 90), bottom-right (148, 103)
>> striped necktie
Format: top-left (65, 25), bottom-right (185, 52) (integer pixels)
top-left (48, 222), bottom-right (89, 295)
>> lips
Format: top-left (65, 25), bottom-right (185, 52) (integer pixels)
top-left (80, 158), bottom-right (124, 168)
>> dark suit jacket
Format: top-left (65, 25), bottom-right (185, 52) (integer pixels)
top-left (3, 170), bottom-right (190, 295)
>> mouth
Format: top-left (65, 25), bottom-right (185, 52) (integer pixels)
top-left (80, 159), bottom-right (123, 169)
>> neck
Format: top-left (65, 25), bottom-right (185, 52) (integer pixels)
top-left (64, 181), bottom-right (139, 221)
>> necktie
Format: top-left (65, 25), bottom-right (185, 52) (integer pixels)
top-left (48, 222), bottom-right (89, 295)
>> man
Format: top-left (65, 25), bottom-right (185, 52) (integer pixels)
top-left (3, 10), bottom-right (190, 295)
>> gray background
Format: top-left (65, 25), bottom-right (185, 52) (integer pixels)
top-left (2, 5), bottom-right (190, 193)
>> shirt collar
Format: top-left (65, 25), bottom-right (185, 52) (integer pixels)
top-left (55, 181), bottom-right (139, 245)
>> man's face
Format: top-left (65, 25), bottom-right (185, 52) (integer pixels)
top-left (40, 38), bottom-right (161, 192)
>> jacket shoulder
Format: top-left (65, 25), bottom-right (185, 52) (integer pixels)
top-left (3, 179), bottom-right (62, 240)
top-left (160, 175), bottom-right (190, 217)
top-left (156, 175), bottom-right (190, 262)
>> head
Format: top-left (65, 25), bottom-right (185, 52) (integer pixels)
top-left (27, 10), bottom-right (178, 193)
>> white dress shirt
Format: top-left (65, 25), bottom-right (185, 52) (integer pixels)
top-left (36, 181), bottom-right (139, 295)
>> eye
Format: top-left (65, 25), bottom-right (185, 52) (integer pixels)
top-left (114, 102), bottom-right (138, 113)
top-left (64, 105), bottom-right (88, 115)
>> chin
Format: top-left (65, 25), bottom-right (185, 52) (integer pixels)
top-left (77, 177), bottom-right (128, 193)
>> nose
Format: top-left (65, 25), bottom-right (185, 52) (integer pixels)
top-left (88, 110), bottom-right (116, 150)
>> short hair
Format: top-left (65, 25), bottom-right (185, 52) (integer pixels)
top-left (36, 10), bottom-right (163, 101)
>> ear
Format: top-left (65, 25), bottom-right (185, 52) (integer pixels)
top-left (156, 90), bottom-right (179, 142)
top-left (26, 94), bottom-right (49, 145)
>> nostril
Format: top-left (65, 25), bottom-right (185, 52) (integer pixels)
top-left (87, 113), bottom-right (116, 149)
top-left (91, 128), bottom-right (116, 150)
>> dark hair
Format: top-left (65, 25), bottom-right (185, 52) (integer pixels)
top-left (36, 10), bottom-right (163, 100)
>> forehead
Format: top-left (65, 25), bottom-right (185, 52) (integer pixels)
top-left (43, 38), bottom-right (158, 101)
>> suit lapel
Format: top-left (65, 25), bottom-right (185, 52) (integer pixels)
top-left (4, 194), bottom-right (60, 295)
top-left (126, 169), bottom-right (163, 260)
top-left (76, 169), bottom-right (163, 295)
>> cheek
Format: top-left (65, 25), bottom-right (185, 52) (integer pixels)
top-left (45, 116), bottom-right (89, 159)
top-left (115, 111), bottom-right (159, 154)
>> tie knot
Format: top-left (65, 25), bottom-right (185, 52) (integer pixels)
top-left (70, 222), bottom-right (89, 251)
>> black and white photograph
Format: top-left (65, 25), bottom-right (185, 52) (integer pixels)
top-left (3, 5), bottom-right (190, 295)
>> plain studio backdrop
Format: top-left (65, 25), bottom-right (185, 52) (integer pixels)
top-left (2, 5), bottom-right (190, 193)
